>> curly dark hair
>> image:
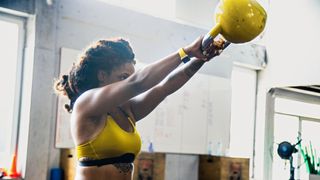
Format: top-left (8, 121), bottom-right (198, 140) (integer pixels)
top-left (54, 38), bottom-right (135, 113)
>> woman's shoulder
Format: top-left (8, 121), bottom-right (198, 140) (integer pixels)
top-left (72, 88), bottom-right (102, 115)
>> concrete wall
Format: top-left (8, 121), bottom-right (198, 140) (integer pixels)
top-left (21, 1), bottom-right (60, 179)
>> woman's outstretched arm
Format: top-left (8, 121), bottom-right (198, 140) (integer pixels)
top-left (74, 37), bottom-right (209, 117)
top-left (127, 38), bottom-right (226, 121)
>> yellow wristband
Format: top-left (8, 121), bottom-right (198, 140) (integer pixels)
top-left (178, 48), bottom-right (190, 63)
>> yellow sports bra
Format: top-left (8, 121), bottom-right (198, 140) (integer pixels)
top-left (76, 115), bottom-right (141, 163)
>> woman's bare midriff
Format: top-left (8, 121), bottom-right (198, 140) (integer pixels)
top-left (75, 163), bottom-right (133, 180)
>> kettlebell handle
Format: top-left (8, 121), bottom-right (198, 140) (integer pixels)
top-left (201, 24), bottom-right (222, 55)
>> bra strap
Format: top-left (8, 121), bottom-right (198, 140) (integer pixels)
top-left (117, 106), bottom-right (135, 127)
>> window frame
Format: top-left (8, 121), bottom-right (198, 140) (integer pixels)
top-left (0, 12), bottom-right (26, 165)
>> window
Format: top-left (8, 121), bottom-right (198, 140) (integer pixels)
top-left (272, 114), bottom-right (299, 180)
top-left (0, 13), bottom-right (25, 167)
top-left (272, 98), bottom-right (320, 180)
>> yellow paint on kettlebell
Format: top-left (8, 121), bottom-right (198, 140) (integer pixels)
top-left (209, 0), bottom-right (267, 43)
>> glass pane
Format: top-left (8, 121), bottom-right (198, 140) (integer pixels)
top-left (272, 113), bottom-right (299, 180)
top-left (0, 19), bottom-right (19, 156)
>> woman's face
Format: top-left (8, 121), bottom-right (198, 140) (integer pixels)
top-left (99, 62), bottom-right (135, 86)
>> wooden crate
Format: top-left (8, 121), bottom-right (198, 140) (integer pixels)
top-left (133, 152), bottom-right (166, 180)
top-left (199, 155), bottom-right (249, 180)
top-left (60, 149), bottom-right (77, 180)
top-left (60, 150), bottom-right (166, 180)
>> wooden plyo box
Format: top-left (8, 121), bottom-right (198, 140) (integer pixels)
top-left (60, 150), bottom-right (166, 180)
top-left (60, 148), bottom-right (77, 180)
top-left (133, 152), bottom-right (166, 180)
top-left (199, 155), bottom-right (249, 180)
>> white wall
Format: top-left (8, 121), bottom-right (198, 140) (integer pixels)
top-left (255, 0), bottom-right (320, 179)
top-left (260, 0), bottom-right (320, 88)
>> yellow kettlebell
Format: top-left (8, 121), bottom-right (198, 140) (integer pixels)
top-left (202, 0), bottom-right (267, 52)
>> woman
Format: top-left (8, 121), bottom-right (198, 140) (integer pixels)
top-left (54, 36), bottom-right (226, 180)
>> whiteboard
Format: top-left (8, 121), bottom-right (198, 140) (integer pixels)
top-left (55, 48), bottom-right (79, 148)
top-left (56, 47), bottom-right (231, 156)
top-left (137, 67), bottom-right (231, 155)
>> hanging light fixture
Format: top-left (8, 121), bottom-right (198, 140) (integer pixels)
top-left (277, 141), bottom-right (297, 160)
